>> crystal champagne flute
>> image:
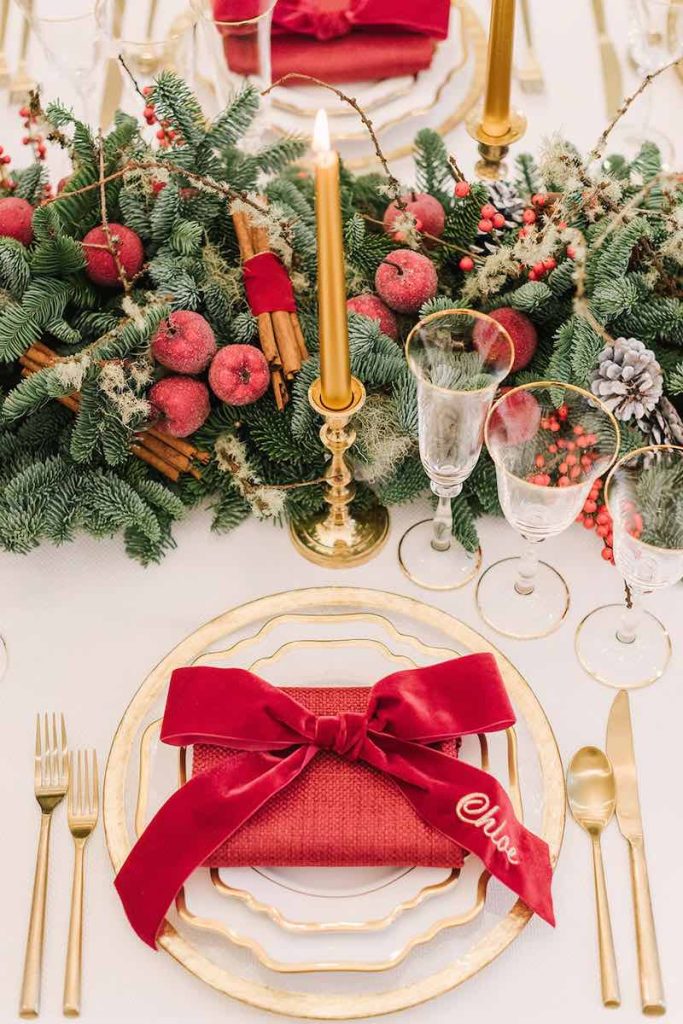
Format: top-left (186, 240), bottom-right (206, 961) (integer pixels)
top-left (575, 444), bottom-right (683, 688)
top-left (478, 382), bottom-right (620, 638)
top-left (398, 309), bottom-right (514, 590)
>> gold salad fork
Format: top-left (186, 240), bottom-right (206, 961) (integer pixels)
top-left (19, 714), bottom-right (69, 1019)
top-left (63, 749), bottom-right (99, 1018)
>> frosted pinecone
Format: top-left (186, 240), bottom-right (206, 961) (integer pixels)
top-left (639, 396), bottom-right (683, 445)
top-left (591, 337), bottom-right (663, 422)
top-left (472, 180), bottom-right (526, 256)
top-left (487, 180), bottom-right (526, 225)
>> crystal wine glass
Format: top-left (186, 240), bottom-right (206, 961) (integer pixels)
top-left (477, 382), bottom-right (620, 638)
top-left (14, 0), bottom-right (102, 123)
top-left (398, 309), bottom-right (514, 590)
top-left (575, 444), bottom-right (683, 689)
top-left (95, 0), bottom-right (197, 103)
top-left (191, 0), bottom-right (278, 116)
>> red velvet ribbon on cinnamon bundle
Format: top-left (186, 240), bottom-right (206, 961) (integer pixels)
top-left (243, 252), bottom-right (297, 316)
top-left (115, 654), bottom-right (555, 948)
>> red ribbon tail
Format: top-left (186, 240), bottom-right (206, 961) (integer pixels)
top-left (115, 747), bottom-right (315, 948)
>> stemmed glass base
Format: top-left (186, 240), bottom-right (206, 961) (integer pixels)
top-left (575, 604), bottom-right (672, 689)
top-left (398, 519), bottom-right (482, 591)
top-left (476, 557), bottom-right (570, 639)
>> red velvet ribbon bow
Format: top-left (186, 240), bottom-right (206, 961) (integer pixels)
top-left (212, 0), bottom-right (451, 41)
top-left (115, 654), bottom-right (555, 947)
top-left (272, 0), bottom-right (451, 41)
top-left (243, 252), bottom-right (297, 316)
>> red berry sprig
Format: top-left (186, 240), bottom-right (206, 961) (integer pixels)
top-left (19, 104), bottom-right (47, 162)
top-left (141, 86), bottom-right (178, 148)
top-left (526, 406), bottom-right (601, 487)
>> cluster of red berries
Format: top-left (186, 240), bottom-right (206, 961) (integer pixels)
top-left (577, 483), bottom-right (613, 561)
top-left (526, 405), bottom-right (601, 487)
top-left (579, 495), bottom-right (644, 563)
top-left (19, 105), bottom-right (47, 161)
top-left (141, 87), bottom-right (178, 148)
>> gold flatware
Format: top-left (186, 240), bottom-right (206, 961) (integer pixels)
top-left (567, 746), bottom-right (621, 1008)
top-left (19, 713), bottom-right (69, 1019)
top-left (9, 0), bottom-right (37, 104)
top-left (99, 0), bottom-right (126, 130)
top-left (0, 0), bottom-right (11, 86)
top-left (606, 690), bottom-right (665, 1016)
top-left (590, 0), bottom-right (623, 118)
top-left (516, 0), bottom-right (544, 93)
top-left (63, 749), bottom-right (99, 1018)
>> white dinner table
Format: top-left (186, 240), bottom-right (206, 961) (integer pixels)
top-left (0, 2), bottom-right (681, 1023)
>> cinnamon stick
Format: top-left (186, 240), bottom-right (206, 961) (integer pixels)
top-left (290, 312), bottom-right (309, 361)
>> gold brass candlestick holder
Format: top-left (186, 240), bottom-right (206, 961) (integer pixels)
top-left (290, 377), bottom-right (390, 568)
top-left (466, 110), bottom-right (527, 180)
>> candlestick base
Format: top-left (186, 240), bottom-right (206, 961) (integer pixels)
top-left (466, 110), bottom-right (527, 180)
top-left (289, 378), bottom-right (390, 568)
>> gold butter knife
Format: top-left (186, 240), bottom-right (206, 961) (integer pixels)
top-left (606, 690), bottom-right (665, 1016)
top-left (99, 0), bottom-right (126, 131)
top-left (590, 0), bottom-right (623, 118)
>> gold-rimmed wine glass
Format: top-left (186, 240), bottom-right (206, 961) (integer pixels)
top-left (575, 444), bottom-right (683, 689)
top-left (191, 0), bottom-right (278, 115)
top-left (397, 309), bottom-right (514, 591)
top-left (477, 382), bottom-right (621, 638)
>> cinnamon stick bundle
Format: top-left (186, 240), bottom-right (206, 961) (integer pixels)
top-left (231, 205), bottom-right (309, 410)
top-left (19, 344), bottom-right (210, 483)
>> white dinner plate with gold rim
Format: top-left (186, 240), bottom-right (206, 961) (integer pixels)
top-left (269, 2), bottom-right (464, 136)
top-left (104, 587), bottom-right (564, 1019)
top-left (268, 0), bottom-right (487, 170)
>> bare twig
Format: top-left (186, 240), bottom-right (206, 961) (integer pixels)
top-left (361, 212), bottom-right (483, 261)
top-left (588, 57), bottom-right (682, 165)
top-left (263, 73), bottom-right (404, 203)
top-left (95, 131), bottom-right (132, 294)
top-left (118, 53), bottom-right (148, 104)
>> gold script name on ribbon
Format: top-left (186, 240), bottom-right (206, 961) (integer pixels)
top-left (455, 792), bottom-right (521, 864)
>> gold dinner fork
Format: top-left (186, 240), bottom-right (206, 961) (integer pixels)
top-left (63, 749), bottom-right (99, 1018)
top-left (19, 713), bottom-right (69, 1019)
top-left (516, 0), bottom-right (545, 93)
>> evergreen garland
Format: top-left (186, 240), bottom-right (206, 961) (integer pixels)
top-left (0, 72), bottom-right (680, 564)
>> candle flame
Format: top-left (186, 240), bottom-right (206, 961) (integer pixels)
top-left (312, 108), bottom-right (331, 154)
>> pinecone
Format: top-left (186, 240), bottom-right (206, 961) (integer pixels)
top-left (591, 337), bottom-right (663, 422)
top-left (486, 180), bottom-right (526, 226)
top-left (639, 395), bottom-right (683, 445)
top-left (472, 180), bottom-right (526, 257)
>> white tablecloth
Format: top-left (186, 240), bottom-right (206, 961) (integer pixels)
top-left (0, 2), bottom-right (682, 1023)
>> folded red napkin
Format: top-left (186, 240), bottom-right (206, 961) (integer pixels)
top-left (115, 655), bottom-right (555, 948)
top-left (193, 685), bottom-right (465, 867)
top-left (213, 0), bottom-right (451, 82)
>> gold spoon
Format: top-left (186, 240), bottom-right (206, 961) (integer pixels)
top-left (567, 746), bottom-right (621, 1009)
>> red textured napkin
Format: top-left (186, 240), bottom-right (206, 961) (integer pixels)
top-left (193, 685), bottom-right (465, 868)
top-left (214, 0), bottom-right (450, 82)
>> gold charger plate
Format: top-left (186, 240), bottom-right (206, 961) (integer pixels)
top-left (104, 587), bottom-right (565, 1019)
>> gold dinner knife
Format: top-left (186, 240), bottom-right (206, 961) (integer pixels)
top-left (606, 690), bottom-right (665, 1016)
top-left (99, 0), bottom-right (126, 131)
top-left (590, 0), bottom-right (623, 118)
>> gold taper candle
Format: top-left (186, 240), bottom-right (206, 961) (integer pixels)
top-left (313, 108), bottom-right (353, 411)
top-left (481, 0), bottom-right (516, 138)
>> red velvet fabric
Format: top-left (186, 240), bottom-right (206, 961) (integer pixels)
top-left (114, 655), bottom-right (555, 948)
top-left (214, 0), bottom-right (450, 81)
top-left (193, 685), bottom-right (465, 867)
top-left (243, 252), bottom-right (297, 315)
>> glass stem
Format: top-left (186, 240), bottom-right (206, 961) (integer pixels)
top-left (514, 537), bottom-right (539, 596)
top-left (431, 494), bottom-right (453, 552)
top-left (616, 586), bottom-right (644, 645)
